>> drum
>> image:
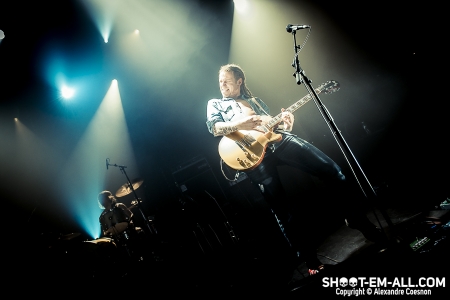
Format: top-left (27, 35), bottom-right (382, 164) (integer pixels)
top-left (84, 237), bottom-right (117, 246)
top-left (78, 237), bottom-right (126, 279)
top-left (81, 237), bottom-right (117, 260)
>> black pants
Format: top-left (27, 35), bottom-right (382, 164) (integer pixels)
top-left (246, 133), bottom-right (370, 268)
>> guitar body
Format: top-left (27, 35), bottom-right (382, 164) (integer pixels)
top-left (218, 129), bottom-right (282, 171)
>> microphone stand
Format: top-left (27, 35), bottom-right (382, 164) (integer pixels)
top-left (204, 190), bottom-right (239, 244)
top-left (288, 28), bottom-right (394, 239)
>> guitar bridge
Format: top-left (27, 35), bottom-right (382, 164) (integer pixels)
top-left (244, 151), bottom-right (258, 161)
top-left (237, 158), bottom-right (253, 168)
top-left (235, 140), bottom-right (258, 162)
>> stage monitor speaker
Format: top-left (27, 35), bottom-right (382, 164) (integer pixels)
top-left (172, 157), bottom-right (211, 186)
top-left (171, 157), bottom-right (228, 223)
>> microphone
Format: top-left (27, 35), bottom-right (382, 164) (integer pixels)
top-left (106, 158), bottom-right (109, 170)
top-left (286, 24), bottom-right (310, 32)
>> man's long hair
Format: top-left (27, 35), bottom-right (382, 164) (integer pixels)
top-left (219, 64), bottom-right (253, 98)
top-left (97, 190), bottom-right (117, 209)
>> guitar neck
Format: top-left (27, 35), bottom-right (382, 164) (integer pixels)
top-left (264, 88), bottom-right (322, 130)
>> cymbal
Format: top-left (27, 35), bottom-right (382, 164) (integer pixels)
top-left (116, 178), bottom-right (144, 197)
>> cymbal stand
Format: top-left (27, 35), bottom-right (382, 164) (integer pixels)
top-left (287, 27), bottom-right (394, 238)
top-left (106, 159), bottom-right (155, 239)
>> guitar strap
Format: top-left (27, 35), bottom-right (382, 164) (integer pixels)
top-left (248, 97), bottom-right (283, 153)
top-left (249, 97), bottom-right (270, 116)
top-left (249, 97), bottom-right (282, 132)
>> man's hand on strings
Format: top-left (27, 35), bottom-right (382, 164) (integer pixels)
top-left (281, 108), bottom-right (294, 132)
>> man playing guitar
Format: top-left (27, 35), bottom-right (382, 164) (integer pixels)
top-left (206, 64), bottom-right (384, 275)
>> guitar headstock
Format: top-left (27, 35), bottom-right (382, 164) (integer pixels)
top-left (318, 80), bottom-right (340, 94)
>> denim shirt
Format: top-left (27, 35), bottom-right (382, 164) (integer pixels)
top-left (206, 95), bottom-right (271, 136)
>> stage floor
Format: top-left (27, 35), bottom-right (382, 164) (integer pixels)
top-left (7, 198), bottom-right (449, 298)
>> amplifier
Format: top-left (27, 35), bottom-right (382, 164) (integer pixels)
top-left (172, 157), bottom-right (211, 185)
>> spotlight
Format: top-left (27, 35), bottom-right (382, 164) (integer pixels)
top-left (134, 29), bottom-right (139, 34)
top-left (101, 29), bottom-right (110, 43)
top-left (0, 30), bottom-right (4, 40)
top-left (61, 86), bottom-right (75, 99)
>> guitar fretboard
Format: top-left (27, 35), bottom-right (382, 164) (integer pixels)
top-left (261, 88), bottom-right (320, 131)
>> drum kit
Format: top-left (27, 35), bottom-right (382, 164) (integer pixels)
top-left (40, 158), bottom-right (243, 281)
top-left (87, 177), bottom-right (146, 247)
top-left (28, 161), bottom-right (160, 281)
top-left (68, 175), bottom-right (153, 279)
top-left (105, 159), bottom-right (157, 237)
top-left (81, 159), bottom-right (160, 269)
